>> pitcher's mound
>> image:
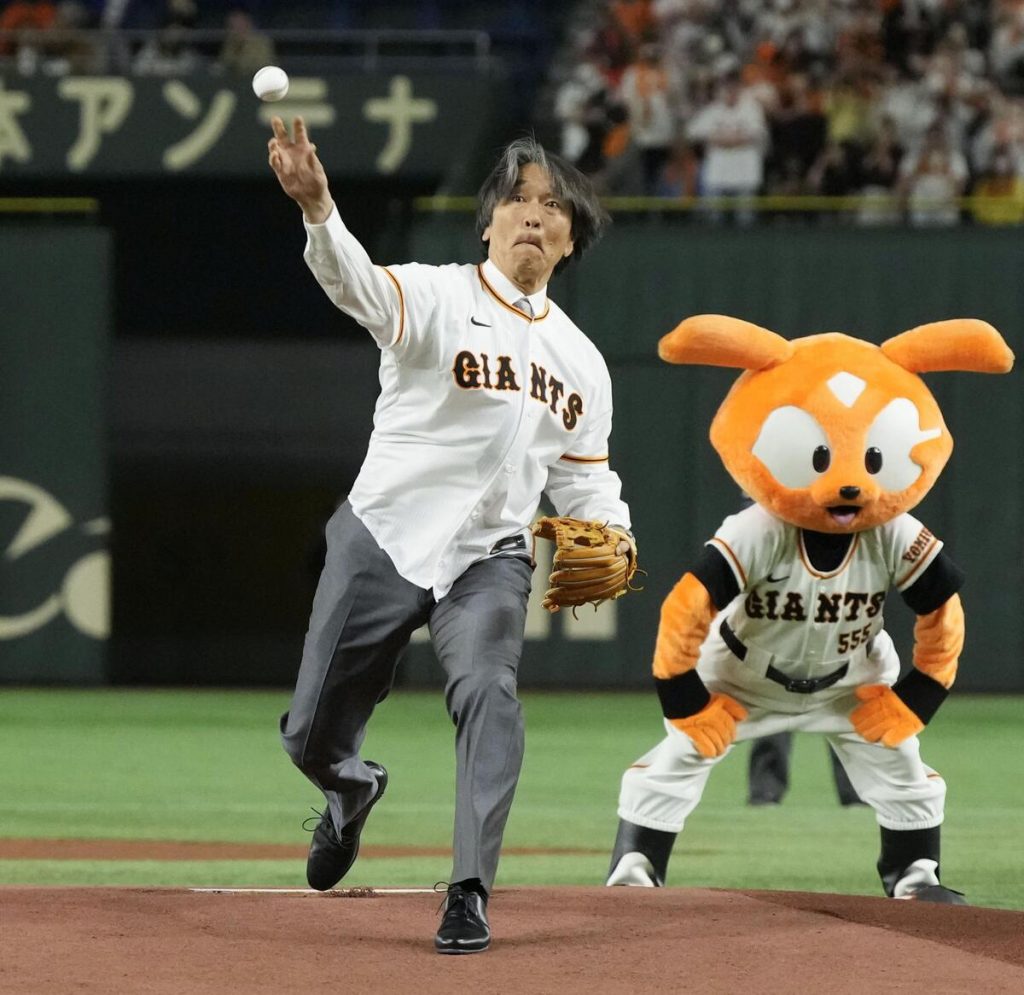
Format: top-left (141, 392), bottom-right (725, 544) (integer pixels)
top-left (5, 885), bottom-right (1022, 994)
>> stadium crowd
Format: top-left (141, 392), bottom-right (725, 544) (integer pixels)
top-left (552, 0), bottom-right (1024, 223)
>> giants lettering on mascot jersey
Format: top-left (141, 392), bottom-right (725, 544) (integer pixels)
top-left (744, 588), bottom-right (887, 622)
top-left (451, 351), bottom-right (584, 430)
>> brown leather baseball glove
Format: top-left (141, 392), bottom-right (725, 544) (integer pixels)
top-left (531, 516), bottom-right (639, 614)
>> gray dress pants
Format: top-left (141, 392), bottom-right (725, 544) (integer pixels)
top-left (280, 501), bottom-right (533, 892)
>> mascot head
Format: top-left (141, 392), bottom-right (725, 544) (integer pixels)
top-left (659, 315), bottom-right (1014, 533)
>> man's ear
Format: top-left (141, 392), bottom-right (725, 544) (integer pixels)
top-left (481, 226), bottom-right (491, 243)
top-left (563, 239), bottom-right (575, 259)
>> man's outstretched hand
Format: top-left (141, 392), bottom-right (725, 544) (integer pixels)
top-left (267, 116), bottom-right (334, 224)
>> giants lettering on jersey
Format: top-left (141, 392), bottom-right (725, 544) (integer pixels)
top-left (451, 350), bottom-right (584, 430)
top-left (744, 588), bottom-right (886, 622)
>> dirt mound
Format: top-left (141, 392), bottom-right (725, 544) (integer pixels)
top-left (5, 885), bottom-right (1022, 994)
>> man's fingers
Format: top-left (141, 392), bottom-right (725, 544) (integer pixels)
top-left (293, 116), bottom-right (309, 145)
top-left (270, 116), bottom-right (288, 142)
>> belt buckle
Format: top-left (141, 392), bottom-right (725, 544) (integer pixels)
top-left (785, 677), bottom-right (818, 694)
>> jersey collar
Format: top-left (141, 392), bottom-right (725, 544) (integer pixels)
top-left (479, 259), bottom-right (549, 321)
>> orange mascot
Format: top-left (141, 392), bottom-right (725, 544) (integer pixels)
top-left (606, 315), bottom-right (1013, 902)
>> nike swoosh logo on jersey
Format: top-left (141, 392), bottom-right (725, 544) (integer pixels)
top-left (470, 316), bottom-right (491, 327)
top-left (766, 572), bottom-right (790, 583)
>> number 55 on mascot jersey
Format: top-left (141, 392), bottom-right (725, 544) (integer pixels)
top-left (607, 315), bottom-right (1013, 903)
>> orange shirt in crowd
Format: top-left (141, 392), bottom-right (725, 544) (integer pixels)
top-left (0, 0), bottom-right (56, 53)
top-left (610, 0), bottom-right (654, 41)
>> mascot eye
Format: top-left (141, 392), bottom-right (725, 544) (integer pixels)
top-left (865, 447), bottom-right (883, 474)
top-left (865, 398), bottom-right (941, 491)
top-left (752, 406), bottom-right (831, 488)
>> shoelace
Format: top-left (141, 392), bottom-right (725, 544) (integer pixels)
top-left (302, 807), bottom-right (343, 845)
top-left (434, 881), bottom-right (486, 921)
top-left (434, 880), bottom-right (453, 914)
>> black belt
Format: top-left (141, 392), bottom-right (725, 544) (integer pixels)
top-left (490, 534), bottom-right (528, 556)
top-left (719, 620), bottom-right (850, 694)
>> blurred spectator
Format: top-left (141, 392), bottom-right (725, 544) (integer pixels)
top-left (860, 115), bottom-right (904, 187)
top-left (44, 0), bottom-right (102, 73)
top-left (989, 0), bottom-right (1024, 92)
top-left (132, 0), bottom-right (198, 75)
top-left (857, 115), bottom-right (904, 224)
top-left (767, 71), bottom-right (827, 191)
top-left (217, 5), bottom-right (275, 77)
top-left (553, 52), bottom-right (612, 165)
top-left (653, 135), bottom-right (699, 197)
top-left (618, 41), bottom-right (677, 193)
top-left (872, 68), bottom-right (943, 153)
top-left (610, 0), bottom-right (655, 44)
top-left (807, 138), bottom-right (860, 197)
top-left (597, 100), bottom-right (636, 191)
top-left (589, 5), bottom-right (634, 86)
top-left (898, 122), bottom-right (969, 225)
top-left (0, 0), bottom-right (55, 60)
top-left (686, 69), bottom-right (769, 223)
top-left (970, 145), bottom-right (1024, 223)
top-left (970, 90), bottom-right (1024, 174)
top-left (824, 69), bottom-right (876, 149)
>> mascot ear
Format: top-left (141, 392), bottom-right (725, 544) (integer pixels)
top-left (659, 314), bottom-right (794, 370)
top-left (882, 319), bottom-right (1014, 374)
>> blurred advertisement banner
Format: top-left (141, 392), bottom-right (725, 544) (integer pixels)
top-left (0, 227), bottom-right (111, 683)
top-left (0, 73), bottom-right (503, 178)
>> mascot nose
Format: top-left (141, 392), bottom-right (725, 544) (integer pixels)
top-left (839, 485), bottom-right (861, 500)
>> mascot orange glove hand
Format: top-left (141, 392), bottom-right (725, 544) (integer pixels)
top-left (851, 684), bottom-right (925, 747)
top-left (669, 693), bottom-right (748, 758)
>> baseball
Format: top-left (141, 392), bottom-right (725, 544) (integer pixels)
top-left (252, 65), bottom-right (289, 102)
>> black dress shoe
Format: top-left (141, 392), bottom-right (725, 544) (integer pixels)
top-left (305, 762), bottom-right (387, 891)
top-left (435, 884), bottom-right (490, 954)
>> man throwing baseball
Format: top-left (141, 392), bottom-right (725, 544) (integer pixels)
top-left (267, 118), bottom-right (634, 953)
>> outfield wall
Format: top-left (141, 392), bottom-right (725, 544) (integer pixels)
top-left (0, 224), bottom-right (111, 683)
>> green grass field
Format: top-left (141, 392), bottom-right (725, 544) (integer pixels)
top-left (1, 689), bottom-right (1021, 909)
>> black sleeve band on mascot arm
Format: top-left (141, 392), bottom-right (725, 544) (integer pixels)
top-left (690, 545), bottom-right (740, 610)
top-left (901, 551), bottom-right (966, 615)
top-left (892, 668), bottom-right (949, 724)
top-left (655, 669), bottom-right (712, 720)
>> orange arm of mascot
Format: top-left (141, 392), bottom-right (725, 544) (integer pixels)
top-left (851, 594), bottom-right (964, 748)
top-left (652, 573), bottom-right (747, 758)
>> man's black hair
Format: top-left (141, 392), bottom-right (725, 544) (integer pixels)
top-left (476, 137), bottom-right (610, 275)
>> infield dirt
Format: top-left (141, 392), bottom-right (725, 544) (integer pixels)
top-left (5, 885), bottom-right (1023, 994)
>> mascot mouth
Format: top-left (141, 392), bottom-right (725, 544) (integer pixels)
top-left (827, 505), bottom-right (861, 527)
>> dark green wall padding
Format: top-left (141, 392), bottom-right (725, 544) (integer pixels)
top-left (0, 226), bottom-right (111, 683)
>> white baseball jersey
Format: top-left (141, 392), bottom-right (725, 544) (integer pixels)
top-left (303, 208), bottom-right (630, 598)
top-left (707, 502), bottom-right (942, 680)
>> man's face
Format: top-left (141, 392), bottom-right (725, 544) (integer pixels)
top-left (483, 163), bottom-right (575, 294)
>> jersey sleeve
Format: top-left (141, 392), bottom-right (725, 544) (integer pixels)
top-left (884, 514), bottom-right (945, 592)
top-left (705, 504), bottom-right (786, 592)
top-left (900, 549), bottom-right (965, 614)
top-left (376, 261), bottom-right (444, 367)
top-left (559, 356), bottom-right (613, 464)
top-left (303, 208), bottom-right (401, 346)
top-left (544, 360), bottom-right (630, 526)
top-left (690, 544), bottom-right (741, 610)
top-left (303, 208), bottom-right (441, 364)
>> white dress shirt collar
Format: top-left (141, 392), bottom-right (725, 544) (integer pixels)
top-left (480, 258), bottom-right (547, 317)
